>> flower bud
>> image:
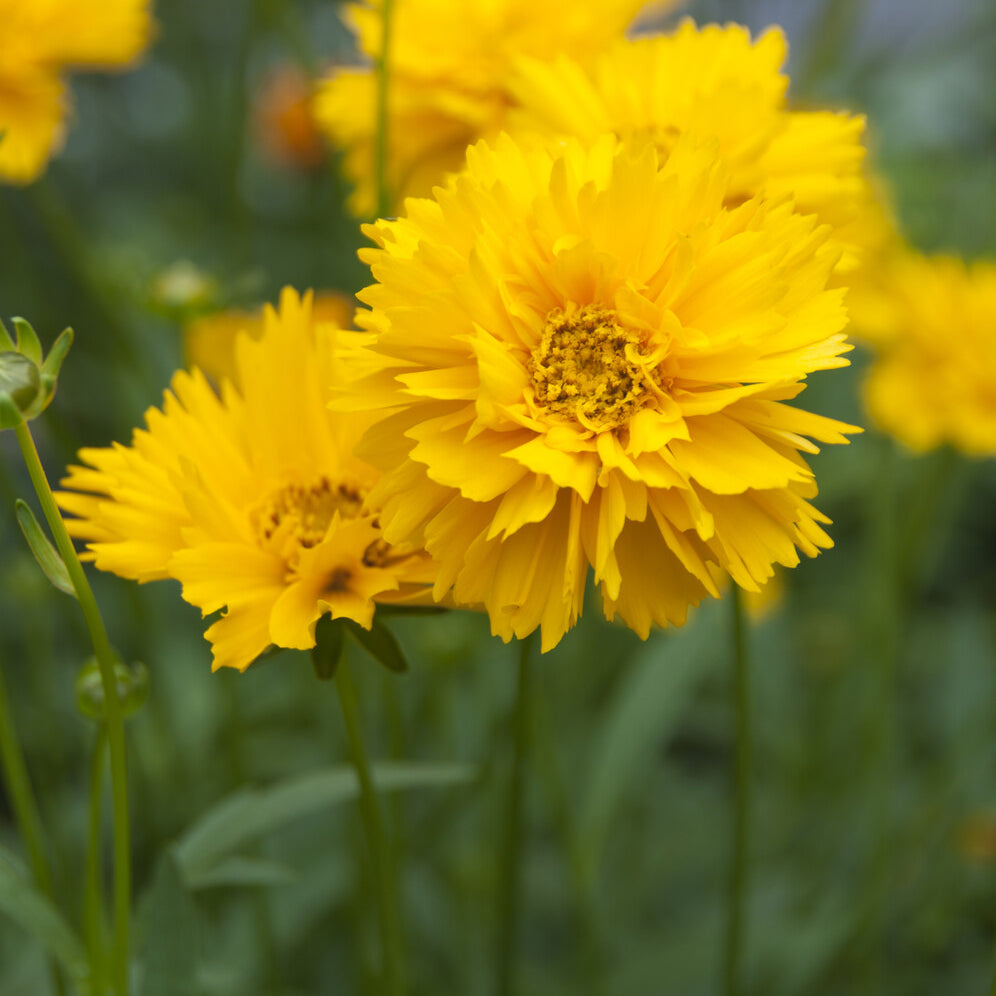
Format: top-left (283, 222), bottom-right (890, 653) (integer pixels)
top-left (75, 657), bottom-right (150, 721)
top-left (0, 317), bottom-right (73, 428)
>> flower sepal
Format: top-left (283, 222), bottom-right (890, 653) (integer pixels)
top-left (0, 318), bottom-right (74, 429)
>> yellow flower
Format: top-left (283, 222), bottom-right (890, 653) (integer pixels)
top-left (58, 289), bottom-right (435, 671)
top-left (313, 0), bottom-right (661, 215)
top-left (336, 134), bottom-right (859, 651)
top-left (861, 252), bottom-right (996, 456)
top-left (0, 0), bottom-right (153, 184)
top-left (184, 292), bottom-right (355, 386)
top-left (508, 21), bottom-right (868, 262)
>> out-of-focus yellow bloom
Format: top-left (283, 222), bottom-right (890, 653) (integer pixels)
top-left (254, 65), bottom-right (327, 171)
top-left (335, 134), bottom-right (858, 650)
top-left (313, 0), bottom-right (667, 215)
top-left (184, 292), bottom-right (355, 386)
top-left (860, 252), bottom-right (996, 456)
top-left (0, 0), bottom-right (154, 184)
top-left (508, 21), bottom-right (868, 264)
top-left (58, 289), bottom-right (434, 672)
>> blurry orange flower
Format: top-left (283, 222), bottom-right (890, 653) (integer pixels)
top-left (255, 66), bottom-right (326, 170)
top-left (0, 0), bottom-right (154, 184)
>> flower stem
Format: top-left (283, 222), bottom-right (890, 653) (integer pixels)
top-left (84, 725), bottom-right (108, 992)
top-left (333, 658), bottom-right (404, 996)
top-left (497, 636), bottom-right (533, 996)
top-left (724, 585), bottom-right (751, 996)
top-left (13, 420), bottom-right (131, 996)
top-left (0, 646), bottom-right (65, 996)
top-left (373, 0), bottom-right (396, 219)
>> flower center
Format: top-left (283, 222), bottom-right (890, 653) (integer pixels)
top-left (529, 305), bottom-right (656, 430)
top-left (254, 477), bottom-right (364, 552)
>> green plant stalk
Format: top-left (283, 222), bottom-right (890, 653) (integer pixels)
top-left (373, 0), bottom-right (396, 219)
top-left (531, 686), bottom-right (606, 996)
top-left (497, 636), bottom-right (532, 996)
top-left (0, 649), bottom-right (66, 996)
top-left (333, 658), bottom-right (404, 996)
top-left (723, 586), bottom-right (751, 996)
top-left (13, 420), bottom-right (131, 996)
top-left (84, 725), bottom-right (108, 993)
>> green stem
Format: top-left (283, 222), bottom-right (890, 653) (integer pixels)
top-left (84, 725), bottom-right (108, 993)
top-left (13, 421), bottom-right (131, 996)
top-left (373, 0), bottom-right (396, 219)
top-left (723, 586), bottom-right (751, 996)
top-left (333, 658), bottom-right (404, 996)
top-left (497, 636), bottom-right (532, 996)
top-left (531, 684), bottom-right (606, 996)
top-left (0, 645), bottom-right (66, 996)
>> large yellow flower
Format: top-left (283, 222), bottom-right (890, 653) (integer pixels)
top-left (508, 21), bottom-right (868, 264)
top-left (313, 0), bottom-right (661, 215)
top-left (861, 252), bottom-right (996, 456)
top-left (58, 289), bottom-right (435, 671)
top-left (0, 0), bottom-right (153, 184)
top-left (336, 134), bottom-right (859, 651)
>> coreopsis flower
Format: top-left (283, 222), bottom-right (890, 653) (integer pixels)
top-left (507, 21), bottom-right (868, 265)
top-left (860, 252), bottom-right (996, 456)
top-left (335, 134), bottom-right (858, 651)
top-left (58, 289), bottom-right (435, 671)
top-left (254, 65), bottom-right (327, 171)
top-left (0, 0), bottom-right (153, 184)
top-left (313, 0), bottom-right (665, 215)
top-left (184, 291), bottom-right (355, 386)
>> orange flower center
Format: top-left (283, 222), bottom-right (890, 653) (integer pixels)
top-left (529, 305), bottom-right (658, 430)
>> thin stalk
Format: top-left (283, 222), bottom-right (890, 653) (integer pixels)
top-left (373, 0), bottom-right (396, 219)
top-left (723, 586), bottom-right (751, 996)
top-left (531, 685), bottom-right (606, 996)
top-left (84, 726), bottom-right (108, 993)
top-left (0, 648), bottom-right (65, 996)
top-left (497, 636), bottom-right (533, 996)
top-left (333, 659), bottom-right (404, 996)
top-left (13, 421), bottom-right (131, 996)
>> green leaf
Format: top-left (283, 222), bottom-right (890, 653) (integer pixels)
top-left (11, 317), bottom-right (42, 366)
top-left (189, 856), bottom-right (297, 890)
top-left (15, 499), bottom-right (76, 598)
top-left (345, 617), bottom-right (409, 673)
top-left (0, 845), bottom-right (90, 992)
top-left (174, 761), bottom-right (474, 883)
top-left (578, 600), bottom-right (723, 864)
top-left (138, 851), bottom-right (200, 996)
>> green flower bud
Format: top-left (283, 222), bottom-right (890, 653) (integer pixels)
top-left (0, 317), bottom-right (73, 428)
top-left (76, 657), bottom-right (150, 721)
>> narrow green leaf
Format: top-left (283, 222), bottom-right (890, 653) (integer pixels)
top-left (578, 600), bottom-right (723, 864)
top-left (15, 499), bottom-right (76, 598)
top-left (11, 317), bottom-right (43, 366)
top-left (189, 856), bottom-right (297, 890)
top-left (174, 761), bottom-right (474, 882)
top-left (345, 617), bottom-right (409, 673)
top-left (138, 851), bottom-right (199, 996)
top-left (0, 845), bottom-right (90, 991)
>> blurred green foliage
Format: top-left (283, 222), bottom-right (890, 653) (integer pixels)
top-left (1, 1), bottom-right (995, 994)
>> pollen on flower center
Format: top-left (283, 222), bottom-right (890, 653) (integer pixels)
top-left (254, 477), bottom-right (364, 551)
top-left (529, 305), bottom-right (657, 430)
